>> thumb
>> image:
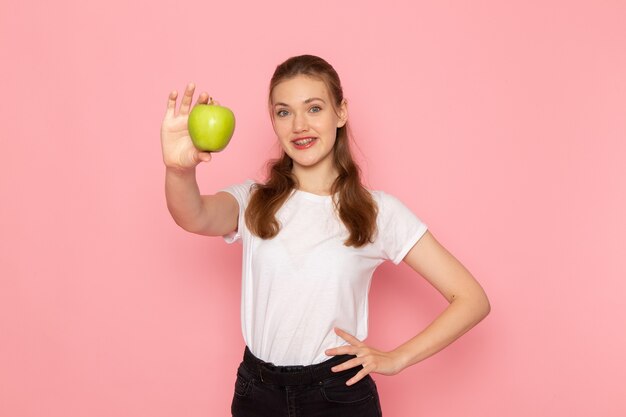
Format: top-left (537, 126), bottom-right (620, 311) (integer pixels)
top-left (197, 151), bottom-right (212, 163)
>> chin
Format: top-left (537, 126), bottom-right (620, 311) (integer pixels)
top-left (282, 146), bottom-right (334, 169)
top-left (292, 157), bottom-right (320, 167)
top-left (283, 150), bottom-right (313, 165)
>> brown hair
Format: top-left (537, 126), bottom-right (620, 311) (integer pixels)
top-left (245, 55), bottom-right (378, 247)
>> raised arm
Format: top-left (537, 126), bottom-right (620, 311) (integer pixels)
top-left (160, 83), bottom-right (239, 236)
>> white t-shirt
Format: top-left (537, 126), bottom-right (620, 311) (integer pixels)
top-left (220, 179), bottom-right (428, 366)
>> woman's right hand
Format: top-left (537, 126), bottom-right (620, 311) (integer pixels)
top-left (160, 83), bottom-right (212, 171)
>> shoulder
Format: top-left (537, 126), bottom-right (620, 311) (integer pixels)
top-left (368, 189), bottom-right (410, 215)
top-left (219, 179), bottom-right (258, 204)
top-left (367, 188), bottom-right (427, 228)
top-left (221, 178), bottom-right (257, 192)
top-left (368, 189), bottom-right (394, 203)
top-left (367, 188), bottom-right (429, 263)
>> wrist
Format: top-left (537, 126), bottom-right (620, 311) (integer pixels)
top-left (390, 347), bottom-right (413, 372)
top-left (166, 165), bottom-right (197, 177)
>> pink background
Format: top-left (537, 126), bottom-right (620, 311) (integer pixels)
top-left (1, 1), bottom-right (625, 416)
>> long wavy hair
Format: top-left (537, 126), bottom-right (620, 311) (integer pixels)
top-left (245, 55), bottom-right (378, 247)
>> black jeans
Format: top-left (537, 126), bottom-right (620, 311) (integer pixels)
top-left (231, 346), bottom-right (383, 417)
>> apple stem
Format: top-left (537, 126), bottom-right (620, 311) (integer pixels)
top-left (208, 96), bottom-right (214, 105)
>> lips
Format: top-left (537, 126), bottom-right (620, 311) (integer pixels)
top-left (291, 136), bottom-right (317, 149)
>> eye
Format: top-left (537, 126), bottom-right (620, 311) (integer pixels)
top-left (276, 109), bottom-right (289, 117)
top-left (309, 106), bottom-right (322, 113)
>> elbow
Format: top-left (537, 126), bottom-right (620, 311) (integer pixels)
top-left (476, 289), bottom-right (491, 321)
top-left (177, 219), bottom-right (208, 235)
top-left (452, 288), bottom-right (491, 322)
top-left (168, 210), bottom-right (193, 233)
top-left (166, 205), bottom-right (206, 234)
top-left (481, 296), bottom-right (491, 319)
top-left (170, 213), bottom-right (202, 235)
top-left (471, 279), bottom-right (491, 320)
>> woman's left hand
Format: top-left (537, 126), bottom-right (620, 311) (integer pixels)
top-left (325, 327), bottom-right (407, 386)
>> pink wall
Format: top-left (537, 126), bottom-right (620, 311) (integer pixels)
top-left (1, 1), bottom-right (624, 416)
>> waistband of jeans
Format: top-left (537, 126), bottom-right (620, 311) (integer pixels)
top-left (242, 346), bottom-right (358, 386)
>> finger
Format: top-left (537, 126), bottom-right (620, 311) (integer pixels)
top-left (330, 357), bottom-right (364, 373)
top-left (334, 328), bottom-right (364, 347)
top-left (325, 345), bottom-right (358, 356)
top-left (165, 90), bottom-right (178, 117)
top-left (179, 82), bottom-right (195, 115)
top-left (346, 365), bottom-right (373, 386)
top-left (196, 91), bottom-right (210, 106)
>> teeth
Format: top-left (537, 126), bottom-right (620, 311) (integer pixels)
top-left (294, 138), bottom-right (315, 146)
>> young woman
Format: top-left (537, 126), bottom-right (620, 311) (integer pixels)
top-left (160, 55), bottom-right (490, 417)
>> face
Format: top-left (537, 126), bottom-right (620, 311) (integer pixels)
top-left (270, 75), bottom-right (347, 171)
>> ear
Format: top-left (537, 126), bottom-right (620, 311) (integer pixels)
top-left (336, 98), bottom-right (348, 128)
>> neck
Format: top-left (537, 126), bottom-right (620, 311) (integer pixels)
top-left (292, 158), bottom-right (338, 196)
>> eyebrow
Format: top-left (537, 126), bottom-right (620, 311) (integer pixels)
top-left (273, 97), bottom-right (326, 107)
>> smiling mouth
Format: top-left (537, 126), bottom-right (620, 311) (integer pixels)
top-left (293, 138), bottom-right (315, 145)
top-left (291, 138), bottom-right (317, 149)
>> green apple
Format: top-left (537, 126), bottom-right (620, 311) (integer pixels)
top-left (187, 98), bottom-right (236, 152)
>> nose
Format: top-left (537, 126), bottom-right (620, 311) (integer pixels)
top-left (292, 112), bottom-right (308, 133)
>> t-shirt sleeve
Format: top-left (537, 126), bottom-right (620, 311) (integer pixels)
top-left (218, 179), bottom-right (256, 244)
top-left (375, 191), bottom-right (428, 265)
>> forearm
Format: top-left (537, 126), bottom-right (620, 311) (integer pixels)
top-left (165, 167), bottom-right (206, 232)
top-left (393, 292), bottom-right (491, 370)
